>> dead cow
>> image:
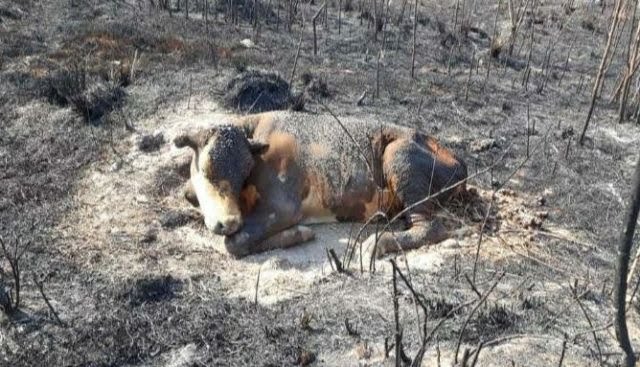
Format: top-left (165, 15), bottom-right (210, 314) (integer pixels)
top-left (174, 111), bottom-right (468, 257)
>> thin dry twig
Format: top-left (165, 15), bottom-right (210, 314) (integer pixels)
top-left (410, 0), bottom-right (418, 78)
top-left (392, 263), bottom-right (402, 367)
top-left (289, 25), bottom-right (305, 86)
top-left (506, 0), bottom-right (532, 56)
top-left (573, 321), bottom-right (614, 340)
top-left (312, 3), bottom-right (326, 56)
top-left (482, 333), bottom-right (565, 349)
top-left (522, 23), bottom-right (534, 90)
top-left (483, 0), bottom-right (503, 92)
top-left (345, 318), bottom-right (360, 336)
top-left (580, 0), bottom-right (627, 145)
top-left (558, 36), bottom-right (576, 87)
top-left (465, 48), bottom-right (476, 101)
top-left (254, 268), bottom-right (261, 306)
top-left (469, 341), bottom-right (484, 367)
top-left (617, 0), bottom-right (640, 123)
top-left (569, 282), bottom-right (604, 365)
top-left (464, 273), bottom-right (482, 298)
top-left (454, 272), bottom-right (505, 363)
top-left (33, 274), bottom-right (65, 327)
top-left (460, 348), bottom-right (471, 366)
top-left (558, 339), bottom-right (567, 367)
top-left (328, 248), bottom-right (352, 275)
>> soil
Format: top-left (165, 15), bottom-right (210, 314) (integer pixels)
top-left (1, 0), bottom-right (640, 366)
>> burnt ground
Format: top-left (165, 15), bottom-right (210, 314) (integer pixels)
top-left (1, 0), bottom-right (640, 366)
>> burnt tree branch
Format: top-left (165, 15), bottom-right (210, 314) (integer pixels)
top-left (614, 153), bottom-right (640, 367)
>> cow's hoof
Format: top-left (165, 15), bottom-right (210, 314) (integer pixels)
top-left (224, 232), bottom-right (252, 258)
top-left (424, 219), bottom-right (449, 244)
top-left (295, 225), bottom-right (315, 243)
top-left (362, 232), bottom-right (395, 258)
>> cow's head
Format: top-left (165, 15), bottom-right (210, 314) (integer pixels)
top-left (174, 125), bottom-right (269, 235)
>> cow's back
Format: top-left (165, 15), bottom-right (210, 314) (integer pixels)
top-left (245, 112), bottom-right (410, 220)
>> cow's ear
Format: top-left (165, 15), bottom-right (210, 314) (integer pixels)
top-left (174, 128), bottom-right (216, 151)
top-left (248, 140), bottom-right (269, 155)
top-left (173, 134), bottom-right (198, 150)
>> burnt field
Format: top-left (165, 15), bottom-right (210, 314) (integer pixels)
top-left (2, 0), bottom-right (640, 366)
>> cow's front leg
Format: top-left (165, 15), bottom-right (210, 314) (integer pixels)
top-left (223, 200), bottom-right (314, 257)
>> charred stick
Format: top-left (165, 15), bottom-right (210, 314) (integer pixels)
top-left (460, 348), bottom-right (471, 367)
top-left (254, 268), bottom-right (261, 306)
top-left (392, 264), bottom-right (402, 367)
top-left (454, 272), bottom-right (505, 363)
top-left (614, 153), bottom-right (640, 366)
top-left (464, 273), bottom-right (482, 298)
top-left (580, 0), bottom-right (626, 145)
top-left (328, 248), bottom-right (351, 275)
top-left (345, 318), bottom-right (360, 336)
top-left (557, 339), bottom-right (567, 367)
top-left (526, 102), bottom-right (531, 158)
top-left (465, 48), bottom-right (476, 100)
top-left (289, 26), bottom-right (304, 85)
top-left (570, 283), bottom-right (603, 364)
top-left (558, 36), bottom-right (576, 87)
top-left (312, 3), bottom-right (326, 56)
top-left (411, 0), bottom-right (418, 78)
top-left (470, 342), bottom-right (485, 367)
top-left (33, 275), bottom-right (65, 327)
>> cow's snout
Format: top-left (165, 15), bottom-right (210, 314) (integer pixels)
top-left (207, 215), bottom-right (242, 236)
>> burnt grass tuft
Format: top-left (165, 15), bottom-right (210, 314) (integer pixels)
top-left (300, 71), bottom-right (332, 99)
top-left (224, 69), bottom-right (296, 113)
top-left (464, 303), bottom-right (522, 341)
top-left (424, 295), bottom-right (463, 319)
top-left (520, 295), bottom-right (545, 310)
top-left (159, 209), bottom-right (200, 229)
top-left (120, 275), bottom-right (183, 306)
top-left (42, 68), bottom-right (126, 125)
top-left (149, 164), bottom-right (190, 198)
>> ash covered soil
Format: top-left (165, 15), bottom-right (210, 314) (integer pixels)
top-left (2, 0), bottom-right (640, 366)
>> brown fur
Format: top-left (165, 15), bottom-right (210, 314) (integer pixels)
top-left (362, 189), bottom-right (401, 219)
top-left (261, 132), bottom-right (297, 174)
top-left (300, 172), bottom-right (333, 219)
top-left (425, 136), bottom-right (459, 168)
top-left (308, 142), bottom-right (331, 159)
top-left (239, 184), bottom-right (260, 214)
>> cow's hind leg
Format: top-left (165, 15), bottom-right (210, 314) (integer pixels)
top-left (364, 136), bottom-right (463, 257)
top-left (363, 213), bottom-right (448, 258)
top-left (224, 215), bottom-right (315, 257)
top-left (252, 225), bottom-right (315, 253)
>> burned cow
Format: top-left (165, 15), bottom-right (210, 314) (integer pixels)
top-left (174, 111), bottom-right (468, 257)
